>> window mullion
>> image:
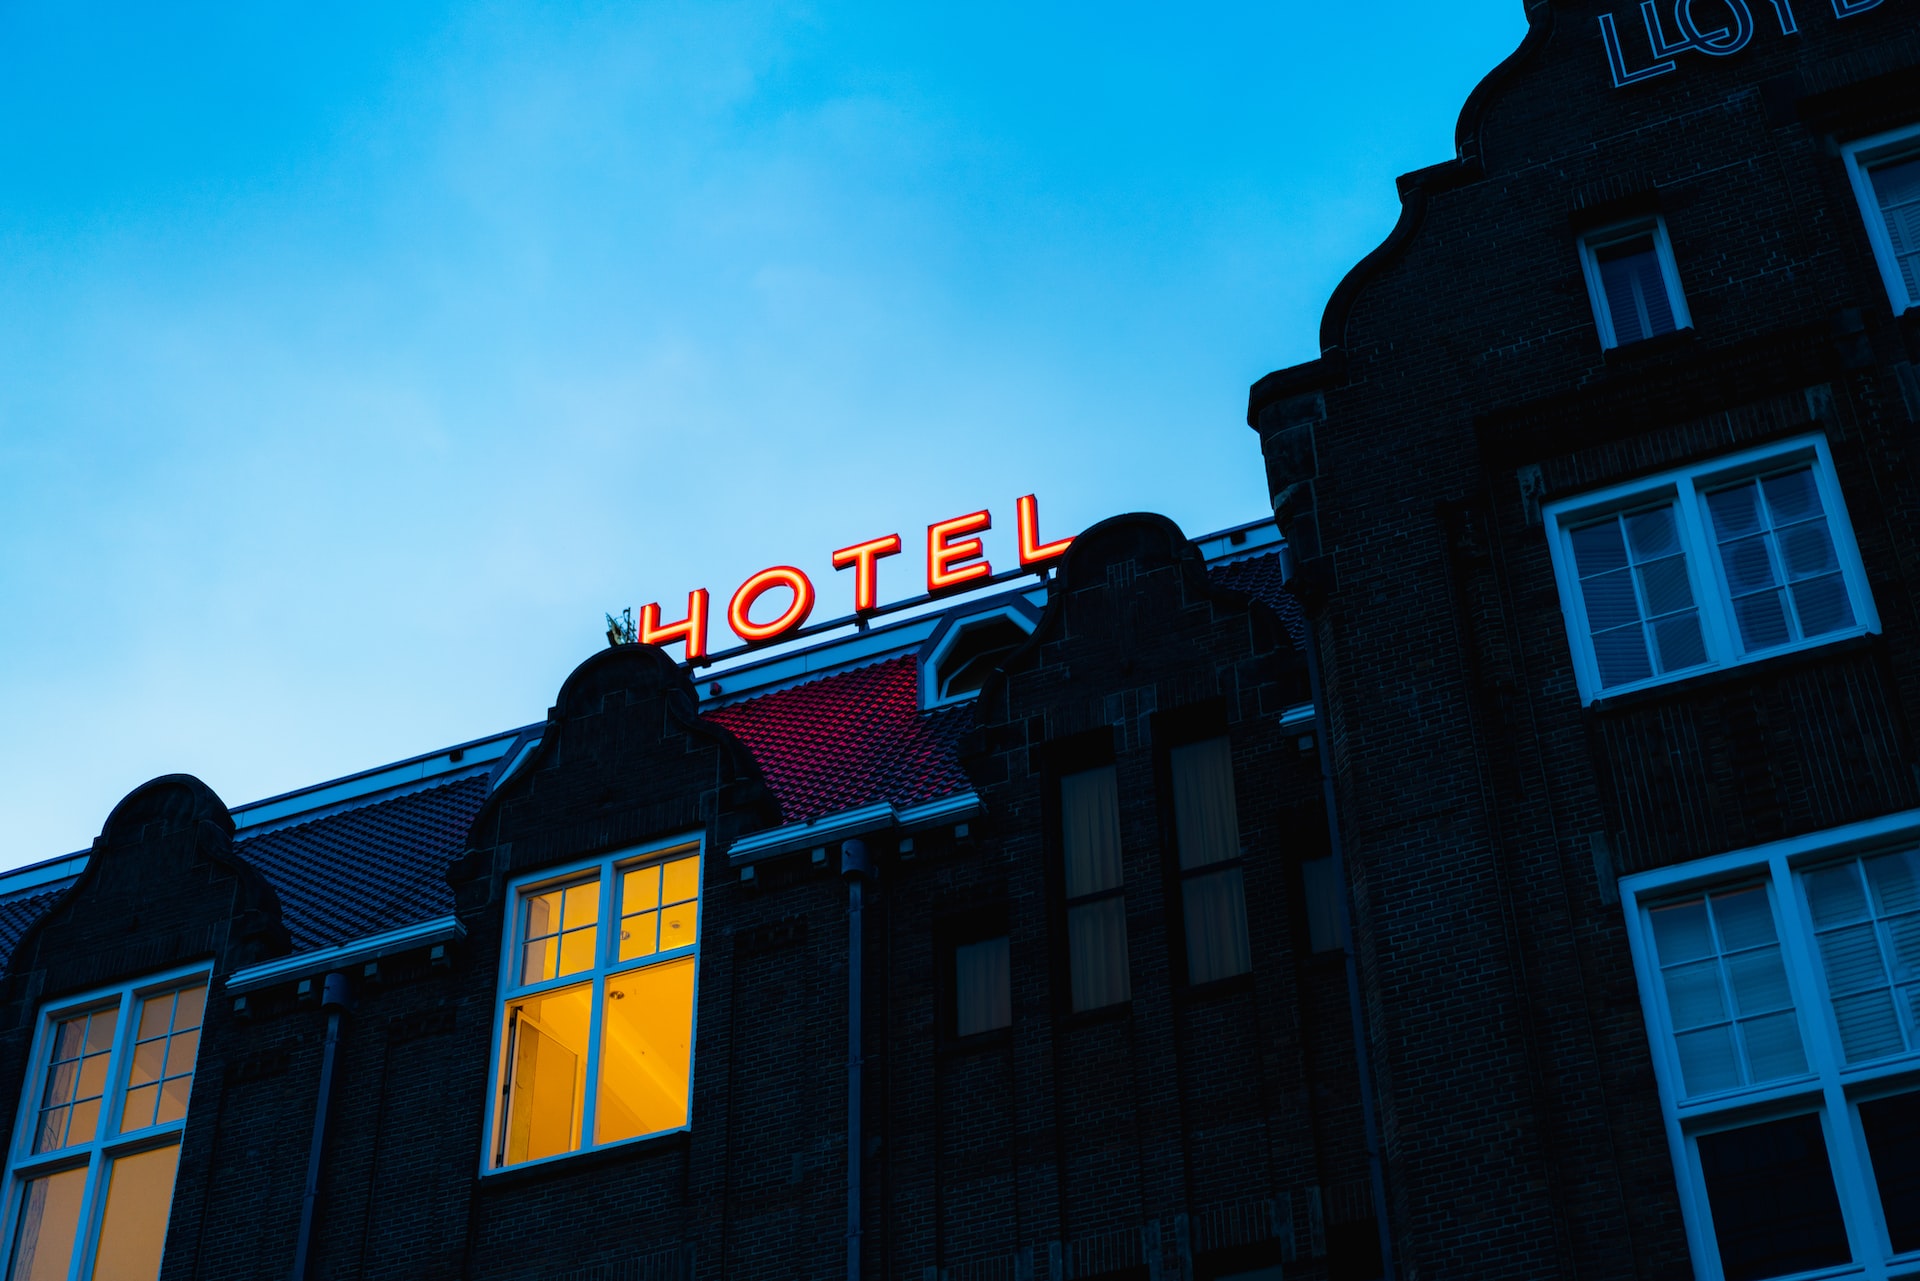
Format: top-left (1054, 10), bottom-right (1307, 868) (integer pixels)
top-left (1678, 479), bottom-right (1735, 666)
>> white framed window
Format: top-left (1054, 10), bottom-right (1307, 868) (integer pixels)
top-left (1543, 434), bottom-right (1878, 704)
top-left (1578, 216), bottom-right (1692, 349)
top-left (1620, 810), bottom-right (1920, 1281)
top-left (1, 965), bottom-right (209, 1281)
top-left (1842, 122), bottom-right (1920, 316)
top-left (484, 836), bottom-right (704, 1171)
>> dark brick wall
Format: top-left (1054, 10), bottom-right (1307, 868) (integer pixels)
top-left (1250, 2), bottom-right (1920, 1278)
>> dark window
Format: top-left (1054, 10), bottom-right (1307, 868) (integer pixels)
top-left (1326, 1218), bottom-right (1384, 1281)
top-left (1060, 765), bottom-right (1130, 1010)
top-left (1169, 737), bottom-right (1251, 983)
top-left (1594, 233), bottom-right (1677, 344)
top-left (1858, 1090), bottom-right (1920, 1254)
top-left (1697, 1114), bottom-right (1850, 1281)
top-left (1301, 856), bottom-right (1344, 954)
top-left (952, 935), bottom-right (1011, 1037)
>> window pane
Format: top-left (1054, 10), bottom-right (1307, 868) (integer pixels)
top-left (955, 936), bottom-right (1012, 1036)
top-left (1805, 852), bottom-right (1920, 1061)
top-left (1871, 154), bottom-right (1920, 299)
top-left (1789, 575), bottom-right (1854, 637)
top-left (1171, 738), bottom-right (1240, 870)
top-left (1184, 866), bottom-right (1252, 984)
top-left (1731, 589), bottom-right (1791, 651)
top-left (1591, 623), bottom-right (1653, 688)
top-left (6, 1166), bottom-right (86, 1281)
top-left (1697, 1115), bottom-right (1850, 1281)
top-left (1595, 236), bottom-right (1676, 343)
top-left (1858, 1090), bottom-right (1920, 1255)
top-left (1579, 567), bottom-right (1641, 633)
top-left (1301, 856), bottom-right (1344, 954)
top-left (89, 1143), bottom-right (181, 1281)
top-left (1569, 519), bottom-right (1629, 576)
top-left (1061, 767), bottom-right (1123, 896)
top-left (1625, 505), bottom-right (1681, 559)
top-left (1650, 890), bottom-right (1805, 1094)
top-left (36, 1007), bottom-right (116, 1154)
top-left (1068, 897), bottom-right (1131, 1011)
top-left (595, 956), bottom-right (696, 1144)
top-left (1651, 613), bottom-right (1707, 672)
top-left (121, 984), bottom-right (206, 1134)
top-left (500, 982), bottom-right (591, 1165)
top-left (661, 855), bottom-right (699, 906)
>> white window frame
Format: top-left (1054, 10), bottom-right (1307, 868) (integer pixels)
top-left (1578, 215), bottom-right (1693, 349)
top-left (1842, 121), bottom-right (1920, 317)
top-left (0, 962), bottom-right (211, 1281)
top-left (1621, 808), bottom-right (1920, 1281)
top-left (480, 833), bottom-right (705, 1175)
top-left (1543, 433), bottom-right (1879, 705)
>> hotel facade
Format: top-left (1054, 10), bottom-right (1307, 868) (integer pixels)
top-left (5, 3), bottom-right (1920, 1280)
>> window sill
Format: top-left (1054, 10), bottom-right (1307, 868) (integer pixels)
top-left (1182, 972), bottom-right (1255, 1002)
top-left (1584, 630), bottom-right (1879, 715)
top-left (1599, 325), bottom-right (1697, 365)
top-left (1063, 1000), bottom-right (1132, 1029)
top-left (478, 1128), bottom-right (690, 1189)
top-left (939, 1026), bottom-right (1012, 1057)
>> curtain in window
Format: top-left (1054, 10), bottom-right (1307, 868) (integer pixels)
top-left (1595, 235), bottom-right (1675, 343)
top-left (1062, 767), bottom-right (1122, 895)
top-left (1871, 153), bottom-right (1920, 298)
top-left (1062, 766), bottom-right (1129, 1010)
top-left (1171, 739), bottom-right (1239, 870)
top-left (1184, 867), bottom-right (1251, 983)
top-left (955, 936), bottom-right (1012, 1037)
top-left (1068, 898), bottom-right (1130, 1010)
top-left (1301, 856), bottom-right (1343, 954)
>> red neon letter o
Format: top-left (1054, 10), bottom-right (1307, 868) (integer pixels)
top-left (727, 566), bottom-right (816, 642)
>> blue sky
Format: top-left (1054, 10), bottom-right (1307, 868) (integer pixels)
top-left (0, 1), bottom-right (1526, 867)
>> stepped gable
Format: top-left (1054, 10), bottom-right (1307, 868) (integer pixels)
top-left (238, 774), bottom-right (491, 952)
top-left (705, 655), bottom-right (975, 826)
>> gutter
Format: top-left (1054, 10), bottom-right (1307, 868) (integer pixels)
top-left (227, 917), bottom-right (465, 994)
top-left (290, 972), bottom-right (351, 1281)
top-left (840, 839), bottom-right (873, 1281)
top-left (1283, 544), bottom-right (1398, 1281)
top-left (728, 792), bottom-right (981, 868)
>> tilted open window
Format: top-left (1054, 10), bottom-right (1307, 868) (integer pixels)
top-left (486, 837), bottom-right (704, 1170)
top-left (2, 967), bottom-right (208, 1281)
top-left (1843, 121), bottom-right (1920, 316)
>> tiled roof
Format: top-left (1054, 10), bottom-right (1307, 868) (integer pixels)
top-left (0, 884), bottom-right (74, 968)
top-left (238, 775), bottom-right (491, 952)
top-left (0, 551), bottom-right (1302, 962)
top-left (1209, 552), bottom-right (1306, 646)
top-left (706, 656), bottom-right (975, 827)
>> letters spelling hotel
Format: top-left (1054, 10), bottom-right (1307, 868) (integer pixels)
top-left (7, 3), bottom-right (1920, 1279)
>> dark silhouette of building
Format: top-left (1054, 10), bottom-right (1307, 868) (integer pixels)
top-left (1250, 2), bottom-right (1920, 1279)
top-left (0, 518), bottom-right (1383, 1281)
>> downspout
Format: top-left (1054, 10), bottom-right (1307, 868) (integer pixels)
top-left (841, 839), bottom-right (873, 1281)
top-left (1283, 546), bottom-right (1398, 1281)
top-left (291, 971), bottom-right (351, 1281)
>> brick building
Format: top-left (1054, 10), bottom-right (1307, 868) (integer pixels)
top-left (0, 515), bottom-right (1384, 1281)
top-left (1248, 2), bottom-right (1920, 1279)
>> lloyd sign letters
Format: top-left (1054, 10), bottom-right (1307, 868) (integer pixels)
top-left (1600, 0), bottom-right (1888, 88)
top-left (635, 494), bottom-right (1073, 661)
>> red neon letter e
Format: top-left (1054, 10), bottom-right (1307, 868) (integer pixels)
top-left (728, 566), bottom-right (816, 643)
top-left (1016, 494), bottom-right (1072, 566)
top-left (927, 511), bottom-right (992, 592)
top-left (639, 589), bottom-right (710, 660)
top-left (832, 534), bottom-right (902, 613)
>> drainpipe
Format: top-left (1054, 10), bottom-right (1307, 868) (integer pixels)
top-left (291, 971), bottom-right (351, 1281)
top-left (1283, 546), bottom-right (1397, 1281)
top-left (841, 838), bottom-right (872, 1281)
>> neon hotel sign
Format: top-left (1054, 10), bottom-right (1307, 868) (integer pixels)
top-left (637, 495), bottom-right (1073, 662)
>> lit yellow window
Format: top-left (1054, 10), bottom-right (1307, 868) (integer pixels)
top-left (4, 973), bottom-right (207, 1281)
top-left (492, 841), bottom-right (703, 1169)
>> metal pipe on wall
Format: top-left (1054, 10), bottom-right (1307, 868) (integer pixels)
top-left (292, 971), bottom-right (351, 1281)
top-left (841, 838), bottom-right (872, 1281)
top-left (1284, 545), bottom-right (1398, 1281)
